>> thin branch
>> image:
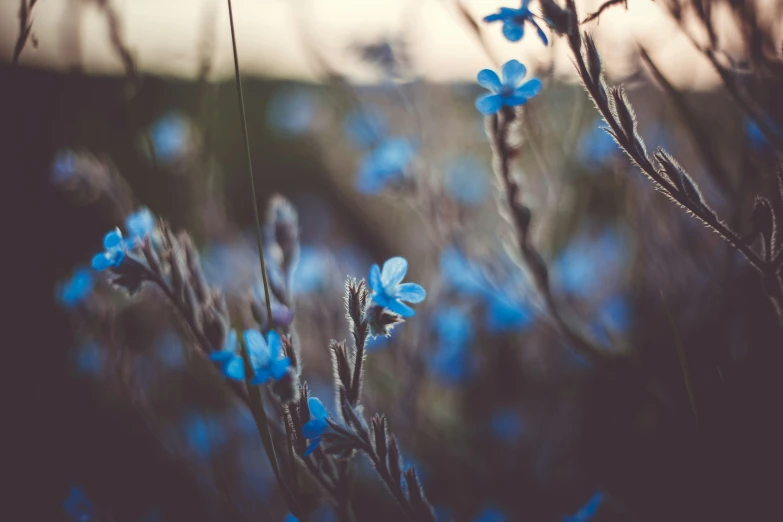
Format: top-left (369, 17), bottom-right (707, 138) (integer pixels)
top-left (581, 0), bottom-right (627, 24)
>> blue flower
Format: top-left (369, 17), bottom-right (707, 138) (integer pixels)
top-left (209, 329), bottom-right (290, 384)
top-left (183, 411), bottom-right (228, 459)
top-left (57, 267), bottom-right (94, 308)
top-left (357, 137), bottom-right (417, 194)
top-left (302, 396), bottom-right (330, 456)
top-left (267, 88), bottom-right (320, 136)
top-left (430, 307), bottom-right (474, 383)
top-left (577, 120), bottom-right (618, 166)
top-left (284, 515), bottom-right (299, 522)
top-left (444, 155), bottom-right (490, 206)
top-left (51, 149), bottom-right (77, 184)
top-left (484, 1), bottom-right (548, 44)
top-left (485, 292), bottom-right (534, 333)
top-left (369, 257), bottom-right (426, 317)
top-left (292, 246), bottom-right (329, 295)
top-left (63, 486), bottom-right (95, 522)
top-left (125, 207), bottom-right (155, 244)
top-left (475, 59), bottom-right (542, 115)
top-left (563, 491), bottom-right (604, 522)
top-left (553, 226), bottom-right (629, 298)
top-left (149, 112), bottom-right (189, 163)
top-left (344, 107), bottom-right (388, 148)
top-left (491, 409), bottom-right (525, 442)
top-left (91, 228), bottom-right (127, 271)
top-left (440, 247), bottom-right (490, 296)
top-left (72, 341), bottom-right (105, 376)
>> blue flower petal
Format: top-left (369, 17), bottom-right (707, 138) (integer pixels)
top-left (308, 397), bottom-right (328, 420)
top-left (369, 264), bottom-right (382, 293)
top-left (504, 95), bottom-right (528, 107)
top-left (371, 292), bottom-right (390, 308)
top-left (475, 93), bottom-right (504, 115)
top-left (266, 330), bottom-right (283, 356)
top-left (91, 252), bottom-right (114, 271)
top-left (516, 78), bottom-right (542, 98)
top-left (103, 228), bottom-right (124, 250)
top-left (250, 367), bottom-right (272, 385)
top-left (126, 208), bottom-right (155, 241)
top-left (483, 13), bottom-right (503, 22)
top-left (302, 418), bottom-right (329, 439)
top-left (381, 257), bottom-right (408, 288)
top-left (502, 21), bottom-right (524, 42)
top-left (244, 330), bottom-right (271, 367)
top-left (477, 69), bottom-right (502, 93)
top-left (270, 357), bottom-right (291, 380)
top-left (386, 299), bottom-right (416, 317)
top-left (502, 59), bottom-right (527, 87)
top-left (396, 282), bottom-right (426, 303)
top-left (209, 351), bottom-right (235, 363)
top-left (532, 20), bottom-right (549, 45)
top-left (303, 437), bottom-right (321, 456)
top-left (222, 356), bottom-right (245, 381)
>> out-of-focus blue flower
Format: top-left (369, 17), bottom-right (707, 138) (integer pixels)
top-left (491, 409), bottom-right (526, 442)
top-left (344, 107), bottom-right (388, 148)
top-left (292, 246), bottom-right (329, 295)
top-left (149, 112), bottom-right (189, 164)
top-left (284, 515), bottom-right (299, 522)
top-left (369, 257), bottom-right (426, 317)
top-left (430, 307), bottom-right (474, 384)
top-left (302, 397), bottom-right (330, 456)
top-left (155, 330), bottom-right (187, 370)
top-left (435, 306), bottom-right (474, 345)
top-left (267, 88), bottom-right (320, 136)
top-left (125, 207), bottom-right (155, 245)
top-left (52, 149), bottom-right (78, 183)
top-left (91, 228), bottom-right (126, 271)
top-left (599, 295), bottom-right (631, 333)
top-left (563, 491), bottom-right (604, 522)
top-left (553, 226), bottom-right (629, 298)
top-left (57, 267), bottom-right (94, 308)
top-left (440, 248), bottom-right (490, 296)
top-left (475, 59), bottom-right (542, 115)
top-left (441, 249), bottom-right (535, 332)
top-left (357, 137), bottom-right (417, 194)
top-left (577, 120), bottom-right (617, 166)
top-left (209, 329), bottom-right (290, 384)
top-left (64, 486), bottom-right (95, 522)
top-left (474, 506), bottom-right (509, 522)
top-left (73, 341), bottom-right (105, 377)
top-left (183, 412), bottom-right (229, 459)
top-left (485, 292), bottom-right (534, 333)
top-left (444, 155), bottom-right (490, 205)
top-left (484, 1), bottom-right (548, 45)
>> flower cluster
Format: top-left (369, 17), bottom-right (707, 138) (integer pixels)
top-left (344, 108), bottom-right (418, 194)
top-left (91, 207), bottom-right (156, 271)
top-left (209, 329), bottom-right (291, 384)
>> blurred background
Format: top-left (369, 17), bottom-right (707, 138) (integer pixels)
top-left (5, 0), bottom-right (783, 521)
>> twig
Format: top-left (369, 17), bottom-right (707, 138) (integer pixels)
top-left (581, 0), bottom-right (627, 24)
top-left (12, 0), bottom-right (38, 65)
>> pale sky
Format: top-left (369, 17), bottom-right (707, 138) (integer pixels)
top-left (2, 0), bottom-right (778, 89)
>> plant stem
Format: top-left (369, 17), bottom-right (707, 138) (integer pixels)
top-left (226, 0), bottom-right (274, 326)
top-left (225, 0), bottom-right (298, 516)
